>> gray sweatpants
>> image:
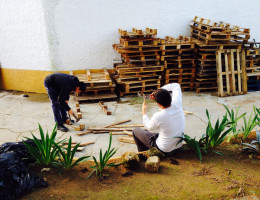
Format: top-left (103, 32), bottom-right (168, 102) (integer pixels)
top-left (132, 127), bottom-right (158, 152)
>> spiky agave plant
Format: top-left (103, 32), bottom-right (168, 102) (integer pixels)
top-left (23, 124), bottom-right (62, 166)
top-left (87, 134), bottom-right (118, 180)
top-left (241, 111), bottom-right (260, 141)
top-left (223, 104), bottom-right (246, 142)
top-left (52, 136), bottom-right (90, 170)
top-left (242, 130), bottom-right (260, 154)
top-left (204, 109), bottom-right (233, 149)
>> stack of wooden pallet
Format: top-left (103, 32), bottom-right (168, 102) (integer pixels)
top-left (190, 16), bottom-right (250, 95)
top-left (190, 16), bottom-right (250, 45)
top-left (244, 42), bottom-right (260, 90)
top-left (70, 69), bottom-right (117, 102)
top-left (160, 36), bottom-right (196, 91)
top-left (113, 28), bottom-right (164, 96)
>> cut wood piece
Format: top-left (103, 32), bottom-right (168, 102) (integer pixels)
top-left (76, 108), bottom-right (80, 112)
top-left (111, 130), bottom-right (132, 136)
top-left (76, 102), bottom-right (80, 107)
top-left (118, 136), bottom-right (135, 144)
top-left (99, 101), bottom-right (112, 115)
top-left (72, 124), bottom-right (85, 131)
top-left (184, 111), bottom-right (194, 115)
top-left (112, 124), bottom-right (144, 128)
top-left (62, 142), bottom-right (94, 148)
top-left (88, 127), bottom-right (133, 131)
top-left (93, 130), bottom-right (110, 134)
top-left (78, 112), bottom-right (82, 119)
top-left (104, 119), bottom-right (131, 128)
top-left (77, 130), bottom-right (93, 136)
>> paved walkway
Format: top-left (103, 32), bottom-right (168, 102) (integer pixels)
top-left (1, 90), bottom-right (260, 158)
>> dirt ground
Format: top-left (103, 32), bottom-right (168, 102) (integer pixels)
top-left (22, 141), bottom-right (260, 200)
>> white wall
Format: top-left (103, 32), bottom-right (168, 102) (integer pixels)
top-left (0, 0), bottom-right (51, 70)
top-left (1, 0), bottom-right (260, 71)
top-left (51, 0), bottom-right (260, 71)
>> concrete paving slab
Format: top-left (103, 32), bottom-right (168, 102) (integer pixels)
top-left (0, 89), bottom-right (260, 159)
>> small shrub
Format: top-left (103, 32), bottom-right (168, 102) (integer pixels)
top-left (23, 124), bottom-right (61, 166)
top-left (177, 134), bottom-right (202, 161)
top-left (204, 109), bottom-right (233, 149)
top-left (52, 136), bottom-right (90, 170)
top-left (241, 111), bottom-right (260, 141)
top-left (223, 105), bottom-right (246, 142)
top-left (87, 134), bottom-right (118, 180)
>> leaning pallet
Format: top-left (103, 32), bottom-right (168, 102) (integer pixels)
top-left (70, 69), bottom-right (117, 102)
top-left (160, 36), bottom-right (196, 91)
top-left (113, 27), bottom-right (163, 96)
top-left (216, 49), bottom-right (247, 97)
top-left (193, 39), bottom-right (243, 93)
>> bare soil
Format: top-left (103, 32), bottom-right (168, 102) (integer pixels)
top-left (22, 142), bottom-right (260, 200)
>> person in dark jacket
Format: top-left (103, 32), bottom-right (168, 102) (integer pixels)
top-left (44, 73), bottom-right (86, 132)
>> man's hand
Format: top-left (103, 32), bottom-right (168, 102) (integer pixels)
top-left (68, 109), bottom-right (80, 122)
top-left (142, 102), bottom-right (147, 115)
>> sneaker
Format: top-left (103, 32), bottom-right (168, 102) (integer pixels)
top-left (57, 124), bottom-right (69, 132)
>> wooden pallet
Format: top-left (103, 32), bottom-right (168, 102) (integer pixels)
top-left (216, 49), bottom-right (247, 97)
top-left (115, 65), bottom-right (164, 74)
top-left (120, 37), bottom-right (160, 48)
top-left (114, 74), bottom-right (162, 83)
top-left (119, 84), bottom-right (160, 97)
top-left (164, 60), bottom-right (196, 69)
top-left (191, 16), bottom-right (250, 34)
top-left (118, 27), bottom-right (157, 37)
top-left (113, 44), bottom-right (161, 53)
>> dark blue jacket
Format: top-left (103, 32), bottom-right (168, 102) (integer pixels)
top-left (44, 73), bottom-right (80, 111)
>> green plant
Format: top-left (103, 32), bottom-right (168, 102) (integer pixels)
top-left (241, 111), bottom-right (260, 141)
top-left (177, 134), bottom-right (202, 161)
top-left (204, 109), bottom-right (233, 149)
top-left (223, 105), bottom-right (246, 142)
top-left (242, 130), bottom-right (260, 154)
top-left (52, 136), bottom-right (90, 170)
top-left (23, 124), bottom-right (62, 166)
top-left (87, 134), bottom-right (118, 179)
top-left (254, 105), bottom-right (260, 123)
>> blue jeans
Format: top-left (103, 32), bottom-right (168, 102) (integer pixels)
top-left (44, 81), bottom-right (68, 125)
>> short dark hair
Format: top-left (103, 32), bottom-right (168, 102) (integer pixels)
top-left (153, 89), bottom-right (171, 107)
top-left (78, 82), bottom-right (86, 92)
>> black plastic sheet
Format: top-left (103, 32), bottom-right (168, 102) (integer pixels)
top-left (0, 141), bottom-right (48, 200)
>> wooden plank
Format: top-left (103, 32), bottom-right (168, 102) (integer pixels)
top-left (87, 127), bottom-right (133, 131)
top-left (99, 101), bottom-right (112, 115)
top-left (236, 49), bottom-right (242, 94)
top-left (216, 51), bottom-right (224, 97)
top-left (224, 52), bottom-right (230, 95)
top-left (241, 49), bottom-right (248, 93)
top-left (104, 119), bottom-right (131, 128)
top-left (118, 136), bottom-right (135, 144)
top-left (230, 50), bottom-right (237, 94)
top-left (86, 70), bottom-right (91, 81)
top-left (77, 130), bottom-right (93, 136)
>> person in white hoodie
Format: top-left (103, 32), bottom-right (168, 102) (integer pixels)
top-left (132, 83), bottom-right (185, 155)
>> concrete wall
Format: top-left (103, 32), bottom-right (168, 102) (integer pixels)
top-left (0, 0), bottom-right (260, 93)
top-left (52, 0), bottom-right (260, 71)
top-left (0, 0), bottom-right (51, 71)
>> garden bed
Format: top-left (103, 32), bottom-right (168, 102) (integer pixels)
top-left (23, 142), bottom-right (260, 200)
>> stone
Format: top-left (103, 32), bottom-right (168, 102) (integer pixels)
top-left (145, 156), bottom-right (160, 173)
top-left (148, 147), bottom-right (165, 159)
top-left (121, 151), bottom-right (140, 169)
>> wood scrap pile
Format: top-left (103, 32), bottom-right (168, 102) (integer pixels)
top-left (70, 69), bottom-right (117, 102)
top-left (160, 36), bottom-right (196, 91)
top-left (77, 119), bottom-right (142, 144)
top-left (113, 28), bottom-right (164, 96)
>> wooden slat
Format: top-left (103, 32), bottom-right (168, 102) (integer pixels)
top-left (230, 50), bottom-right (237, 94)
top-left (236, 49), bottom-right (242, 94)
top-left (216, 51), bottom-right (224, 96)
top-left (224, 52), bottom-right (230, 94)
top-left (241, 49), bottom-right (248, 93)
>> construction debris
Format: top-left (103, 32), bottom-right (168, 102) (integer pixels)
top-left (99, 101), bottom-right (111, 115)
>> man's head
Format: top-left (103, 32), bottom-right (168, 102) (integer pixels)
top-left (75, 82), bottom-right (86, 94)
top-left (152, 89), bottom-right (171, 108)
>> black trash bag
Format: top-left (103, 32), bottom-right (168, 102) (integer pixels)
top-left (0, 143), bottom-right (48, 200)
top-left (0, 140), bottom-right (36, 165)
